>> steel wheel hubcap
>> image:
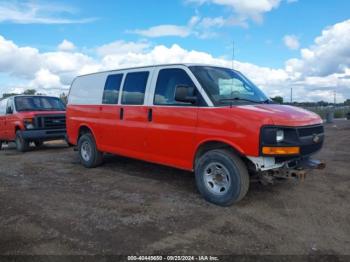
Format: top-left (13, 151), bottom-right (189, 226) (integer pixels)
top-left (81, 141), bottom-right (92, 161)
top-left (203, 162), bottom-right (231, 195)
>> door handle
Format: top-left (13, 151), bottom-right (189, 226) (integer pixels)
top-left (120, 108), bottom-right (124, 120)
top-left (148, 108), bottom-right (153, 122)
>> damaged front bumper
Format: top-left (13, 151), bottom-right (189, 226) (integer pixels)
top-left (247, 156), bottom-right (326, 184)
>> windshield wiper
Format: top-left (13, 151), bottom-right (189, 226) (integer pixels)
top-left (219, 97), bottom-right (262, 104)
top-left (263, 99), bottom-right (273, 104)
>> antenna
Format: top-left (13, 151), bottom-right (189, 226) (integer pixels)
top-left (232, 40), bottom-right (235, 70)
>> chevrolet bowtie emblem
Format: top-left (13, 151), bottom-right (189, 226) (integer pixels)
top-left (312, 134), bottom-right (320, 143)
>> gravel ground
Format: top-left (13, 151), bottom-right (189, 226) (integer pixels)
top-left (0, 120), bottom-right (349, 256)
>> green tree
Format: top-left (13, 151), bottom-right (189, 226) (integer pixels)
top-left (2, 93), bottom-right (19, 99)
top-left (23, 89), bottom-right (37, 95)
top-left (317, 101), bottom-right (329, 106)
top-left (60, 92), bottom-right (68, 104)
top-left (271, 96), bottom-right (283, 104)
top-left (344, 99), bottom-right (350, 106)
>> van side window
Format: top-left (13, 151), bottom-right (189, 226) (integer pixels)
top-left (102, 74), bottom-right (123, 104)
top-left (154, 68), bottom-right (196, 106)
top-left (121, 72), bottom-right (149, 105)
top-left (6, 99), bottom-right (14, 114)
top-left (0, 99), bottom-right (7, 115)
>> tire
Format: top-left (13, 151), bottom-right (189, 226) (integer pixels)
top-left (35, 141), bottom-right (44, 147)
top-left (0, 141), bottom-right (3, 150)
top-left (15, 131), bottom-right (29, 153)
top-left (78, 133), bottom-right (103, 168)
top-left (195, 149), bottom-right (249, 206)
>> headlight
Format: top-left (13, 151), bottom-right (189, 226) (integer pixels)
top-left (260, 126), bottom-right (300, 156)
top-left (276, 129), bottom-right (284, 143)
top-left (24, 118), bottom-right (34, 129)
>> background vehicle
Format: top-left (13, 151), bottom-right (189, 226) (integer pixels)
top-left (0, 95), bottom-right (66, 152)
top-left (66, 64), bottom-right (325, 206)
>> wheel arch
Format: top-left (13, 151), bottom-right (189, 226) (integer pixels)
top-left (193, 139), bottom-right (246, 170)
top-left (77, 124), bottom-right (96, 140)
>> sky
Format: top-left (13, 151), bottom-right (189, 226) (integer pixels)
top-left (0, 0), bottom-right (350, 102)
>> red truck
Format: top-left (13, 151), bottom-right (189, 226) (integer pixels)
top-left (66, 64), bottom-right (325, 206)
top-left (0, 95), bottom-right (66, 152)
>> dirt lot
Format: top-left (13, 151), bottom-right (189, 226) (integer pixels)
top-left (0, 120), bottom-right (349, 256)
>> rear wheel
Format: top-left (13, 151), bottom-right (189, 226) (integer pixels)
top-left (78, 133), bottom-right (103, 168)
top-left (195, 149), bottom-right (249, 206)
top-left (0, 141), bottom-right (3, 150)
top-left (15, 131), bottom-right (29, 153)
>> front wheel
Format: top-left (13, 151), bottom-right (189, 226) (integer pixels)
top-left (195, 149), bottom-right (249, 206)
top-left (78, 133), bottom-right (104, 168)
top-left (15, 131), bottom-right (29, 152)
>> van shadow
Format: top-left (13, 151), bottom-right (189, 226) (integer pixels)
top-left (98, 153), bottom-right (284, 203)
top-left (1, 141), bottom-right (69, 154)
top-left (101, 153), bottom-right (197, 192)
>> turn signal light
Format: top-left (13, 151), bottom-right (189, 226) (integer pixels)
top-left (262, 146), bottom-right (300, 155)
top-left (24, 118), bottom-right (33, 123)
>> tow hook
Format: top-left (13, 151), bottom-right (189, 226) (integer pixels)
top-left (282, 169), bottom-right (307, 181)
top-left (259, 158), bottom-right (326, 184)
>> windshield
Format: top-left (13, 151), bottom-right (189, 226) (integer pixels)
top-left (190, 66), bottom-right (269, 106)
top-left (14, 96), bottom-right (66, 112)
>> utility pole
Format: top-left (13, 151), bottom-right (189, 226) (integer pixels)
top-left (290, 87), bottom-right (293, 103)
top-left (334, 90), bottom-right (336, 105)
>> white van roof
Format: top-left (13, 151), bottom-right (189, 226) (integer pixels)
top-left (77, 63), bottom-right (233, 78)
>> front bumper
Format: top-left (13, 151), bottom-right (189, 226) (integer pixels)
top-left (20, 129), bottom-right (66, 141)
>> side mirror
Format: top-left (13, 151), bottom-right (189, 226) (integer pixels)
top-left (6, 107), bottom-right (13, 114)
top-left (175, 85), bottom-right (197, 104)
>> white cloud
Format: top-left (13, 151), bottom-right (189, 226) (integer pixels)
top-left (286, 19), bottom-right (350, 77)
top-left (198, 16), bottom-right (226, 28)
top-left (0, 35), bottom-right (41, 78)
top-left (129, 16), bottom-right (237, 39)
top-left (283, 35), bottom-right (300, 50)
top-left (97, 40), bottom-right (150, 56)
top-left (0, 1), bottom-right (96, 24)
top-left (58, 40), bottom-right (76, 52)
top-left (188, 0), bottom-right (281, 23)
top-left (1, 19), bottom-right (350, 103)
top-left (130, 0), bottom-right (282, 39)
top-left (129, 25), bottom-right (191, 38)
top-left (0, 35), bottom-right (99, 94)
top-left (30, 69), bottom-right (63, 90)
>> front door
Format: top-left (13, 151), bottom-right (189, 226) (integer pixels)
top-left (0, 99), bottom-right (8, 140)
top-left (146, 67), bottom-right (205, 170)
top-left (4, 98), bottom-right (16, 141)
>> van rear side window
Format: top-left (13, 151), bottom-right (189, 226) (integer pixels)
top-left (121, 72), bottom-right (149, 105)
top-left (102, 74), bottom-right (123, 104)
top-left (0, 99), bottom-right (7, 115)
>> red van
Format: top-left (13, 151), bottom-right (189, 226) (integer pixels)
top-left (0, 95), bottom-right (66, 152)
top-left (66, 64), bottom-right (325, 206)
